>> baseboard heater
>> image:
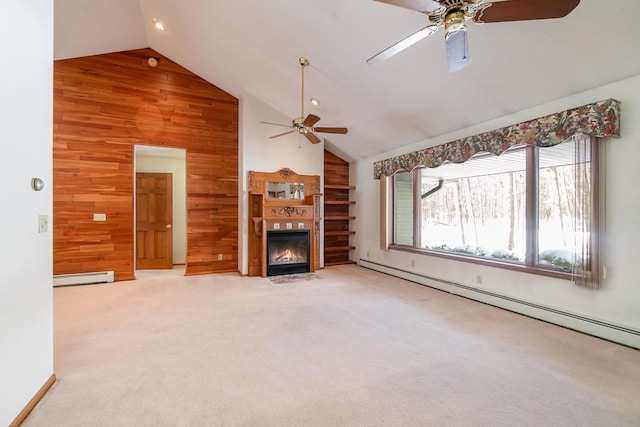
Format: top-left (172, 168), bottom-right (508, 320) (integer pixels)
top-left (53, 271), bottom-right (115, 287)
top-left (359, 259), bottom-right (640, 350)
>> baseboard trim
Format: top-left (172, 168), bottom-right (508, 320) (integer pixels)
top-left (359, 259), bottom-right (640, 350)
top-left (10, 373), bottom-right (56, 427)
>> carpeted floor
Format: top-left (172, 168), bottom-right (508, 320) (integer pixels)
top-left (24, 264), bottom-right (640, 426)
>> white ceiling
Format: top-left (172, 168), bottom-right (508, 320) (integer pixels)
top-left (54, 0), bottom-right (640, 162)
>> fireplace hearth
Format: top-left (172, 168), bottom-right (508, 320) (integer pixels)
top-left (267, 230), bottom-right (310, 276)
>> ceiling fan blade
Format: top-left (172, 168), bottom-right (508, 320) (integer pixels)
top-left (261, 121), bottom-right (293, 129)
top-left (314, 127), bottom-right (348, 135)
top-left (270, 130), bottom-right (296, 139)
top-left (445, 27), bottom-right (470, 73)
top-left (367, 24), bottom-right (439, 64)
top-left (303, 114), bottom-right (321, 127)
top-left (373, 0), bottom-right (440, 13)
top-left (304, 132), bottom-right (322, 144)
top-left (473, 0), bottom-right (580, 23)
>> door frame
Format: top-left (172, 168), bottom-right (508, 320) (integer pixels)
top-left (134, 145), bottom-right (187, 274)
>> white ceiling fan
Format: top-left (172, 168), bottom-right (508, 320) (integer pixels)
top-left (368, 0), bottom-right (581, 72)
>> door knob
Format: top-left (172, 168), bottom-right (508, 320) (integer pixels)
top-left (166, 224), bottom-right (172, 229)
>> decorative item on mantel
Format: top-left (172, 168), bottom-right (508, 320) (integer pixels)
top-left (271, 206), bottom-right (308, 217)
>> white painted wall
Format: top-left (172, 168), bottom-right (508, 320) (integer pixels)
top-left (136, 152), bottom-right (187, 265)
top-left (239, 92), bottom-right (325, 274)
top-left (354, 74), bottom-right (640, 336)
top-left (0, 0), bottom-right (54, 424)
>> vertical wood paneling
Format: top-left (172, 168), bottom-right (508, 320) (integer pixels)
top-left (54, 48), bottom-right (238, 280)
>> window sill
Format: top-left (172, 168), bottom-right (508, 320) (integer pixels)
top-left (389, 244), bottom-right (576, 281)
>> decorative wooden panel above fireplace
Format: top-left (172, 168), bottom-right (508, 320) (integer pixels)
top-left (247, 168), bottom-right (321, 277)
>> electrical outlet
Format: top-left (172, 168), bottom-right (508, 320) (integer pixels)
top-left (38, 215), bottom-right (48, 233)
top-left (411, 260), bottom-right (415, 268)
top-left (476, 275), bottom-right (483, 285)
top-left (218, 254), bottom-right (223, 261)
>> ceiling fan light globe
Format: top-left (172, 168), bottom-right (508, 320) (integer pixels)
top-left (445, 26), bottom-right (470, 73)
top-left (444, 8), bottom-right (466, 33)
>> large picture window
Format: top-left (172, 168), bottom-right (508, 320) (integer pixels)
top-left (392, 136), bottom-right (599, 284)
top-left (377, 99), bottom-right (619, 288)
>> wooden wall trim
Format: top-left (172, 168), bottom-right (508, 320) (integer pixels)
top-left (54, 49), bottom-right (238, 279)
top-left (10, 374), bottom-right (56, 427)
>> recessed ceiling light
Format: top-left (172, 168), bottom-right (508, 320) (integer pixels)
top-left (310, 98), bottom-right (320, 106)
top-left (153, 19), bottom-right (165, 31)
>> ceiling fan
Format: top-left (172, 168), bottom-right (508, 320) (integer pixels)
top-left (367, 0), bottom-right (580, 72)
top-left (261, 57), bottom-right (348, 144)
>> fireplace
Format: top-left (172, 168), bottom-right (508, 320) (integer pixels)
top-left (266, 230), bottom-right (310, 276)
top-left (247, 169), bottom-right (320, 277)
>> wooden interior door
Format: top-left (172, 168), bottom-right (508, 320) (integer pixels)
top-left (136, 173), bottom-right (173, 269)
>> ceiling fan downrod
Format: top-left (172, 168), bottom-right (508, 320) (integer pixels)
top-left (299, 57), bottom-right (309, 122)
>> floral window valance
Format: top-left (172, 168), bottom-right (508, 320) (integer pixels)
top-left (373, 98), bottom-right (620, 179)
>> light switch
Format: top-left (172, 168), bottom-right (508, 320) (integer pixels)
top-left (38, 215), bottom-right (48, 233)
top-left (93, 213), bottom-right (107, 221)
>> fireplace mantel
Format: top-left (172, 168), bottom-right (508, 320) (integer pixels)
top-left (247, 169), bottom-right (321, 277)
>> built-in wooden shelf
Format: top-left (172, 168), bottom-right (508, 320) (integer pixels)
top-left (325, 200), bottom-right (356, 205)
top-left (324, 230), bottom-right (356, 236)
top-left (324, 150), bottom-right (356, 266)
top-left (325, 245), bottom-right (355, 252)
top-left (325, 260), bottom-right (357, 266)
top-left (324, 184), bottom-right (355, 190)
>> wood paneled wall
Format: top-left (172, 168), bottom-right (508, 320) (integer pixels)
top-left (54, 48), bottom-right (238, 280)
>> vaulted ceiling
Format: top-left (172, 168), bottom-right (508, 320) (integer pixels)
top-left (54, 0), bottom-right (640, 161)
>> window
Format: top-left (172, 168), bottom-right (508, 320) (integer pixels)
top-left (392, 136), bottom-right (599, 282)
top-left (394, 171), bottom-right (414, 246)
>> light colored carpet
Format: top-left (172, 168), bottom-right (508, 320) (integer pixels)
top-left (24, 265), bottom-right (640, 426)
